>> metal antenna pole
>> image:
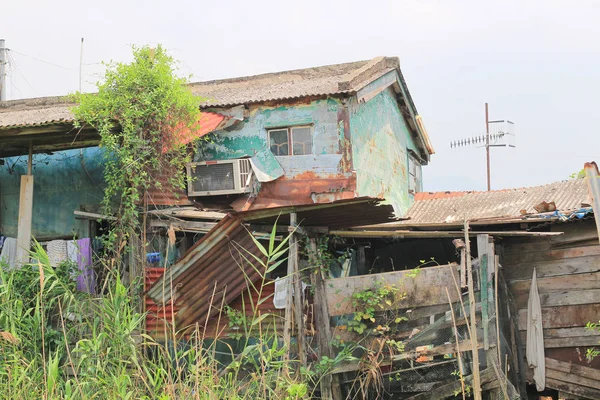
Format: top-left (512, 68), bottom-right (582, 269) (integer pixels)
top-left (0, 39), bottom-right (7, 101)
top-left (79, 38), bottom-right (84, 92)
top-left (450, 104), bottom-right (514, 190)
top-left (485, 103), bottom-right (490, 191)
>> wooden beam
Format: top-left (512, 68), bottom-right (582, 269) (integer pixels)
top-left (74, 210), bottom-right (116, 221)
top-left (325, 263), bottom-right (460, 316)
top-left (147, 208), bottom-right (226, 220)
top-left (149, 219), bottom-right (217, 232)
top-left (329, 230), bottom-right (563, 238)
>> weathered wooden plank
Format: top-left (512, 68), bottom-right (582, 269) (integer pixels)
top-left (517, 304), bottom-right (600, 330)
top-left (546, 357), bottom-right (600, 383)
top-left (403, 368), bottom-right (495, 400)
top-left (545, 377), bottom-right (600, 399)
top-left (513, 288), bottom-right (600, 310)
top-left (509, 272), bottom-right (600, 295)
top-left (519, 329), bottom-right (600, 348)
top-left (503, 244), bottom-right (600, 265)
top-left (503, 255), bottom-right (600, 281)
top-left (16, 175), bottom-right (34, 265)
top-left (542, 336), bottom-right (600, 349)
top-left (325, 263), bottom-right (460, 316)
top-left (330, 230), bottom-right (563, 238)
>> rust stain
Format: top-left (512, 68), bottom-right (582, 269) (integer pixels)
top-left (338, 105), bottom-right (353, 173)
top-left (230, 175), bottom-right (357, 211)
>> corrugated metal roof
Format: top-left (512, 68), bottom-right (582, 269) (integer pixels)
top-left (404, 179), bottom-right (590, 224)
top-left (0, 57), bottom-right (403, 127)
top-left (0, 97), bottom-right (74, 128)
top-left (147, 214), bottom-right (267, 331)
top-left (190, 58), bottom-right (386, 107)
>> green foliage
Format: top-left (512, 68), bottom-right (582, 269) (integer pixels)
top-left (586, 321), bottom-right (600, 361)
top-left (71, 45), bottom-right (201, 254)
top-left (570, 169), bottom-right (586, 179)
top-left (347, 282), bottom-right (400, 334)
top-left (0, 224), bottom-right (323, 399)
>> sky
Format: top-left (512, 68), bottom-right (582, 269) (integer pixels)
top-left (3, 0), bottom-right (600, 192)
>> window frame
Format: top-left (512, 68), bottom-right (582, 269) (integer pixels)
top-left (408, 152), bottom-right (422, 194)
top-left (268, 125), bottom-right (313, 156)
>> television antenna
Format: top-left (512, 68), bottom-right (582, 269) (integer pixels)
top-left (450, 103), bottom-right (515, 191)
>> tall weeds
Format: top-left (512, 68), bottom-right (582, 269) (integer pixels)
top-left (0, 229), bottom-right (328, 399)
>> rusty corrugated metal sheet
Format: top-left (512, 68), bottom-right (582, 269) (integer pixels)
top-left (145, 267), bottom-right (179, 340)
top-left (236, 196), bottom-right (397, 229)
top-left (147, 214), bottom-right (267, 332)
top-left (404, 179), bottom-right (590, 225)
top-left (230, 173), bottom-right (357, 212)
top-left (201, 280), bottom-right (286, 338)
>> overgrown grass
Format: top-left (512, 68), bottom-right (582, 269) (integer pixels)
top-left (0, 234), bottom-right (329, 399)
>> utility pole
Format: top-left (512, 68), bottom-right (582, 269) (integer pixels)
top-left (450, 103), bottom-right (515, 191)
top-left (0, 39), bottom-right (7, 101)
top-left (485, 103), bottom-right (490, 191)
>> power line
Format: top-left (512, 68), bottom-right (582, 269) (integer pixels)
top-left (9, 49), bottom-right (73, 70)
top-left (7, 51), bottom-right (37, 95)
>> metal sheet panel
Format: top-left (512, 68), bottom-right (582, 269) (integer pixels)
top-left (236, 197), bottom-right (397, 229)
top-left (147, 215), bottom-right (267, 331)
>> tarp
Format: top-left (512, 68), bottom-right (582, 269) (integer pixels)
top-left (526, 268), bottom-right (546, 391)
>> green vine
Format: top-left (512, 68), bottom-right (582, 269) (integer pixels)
top-left (347, 283), bottom-right (401, 334)
top-left (72, 45), bottom-right (201, 256)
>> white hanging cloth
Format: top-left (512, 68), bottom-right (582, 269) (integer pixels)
top-left (0, 238), bottom-right (18, 269)
top-left (526, 268), bottom-right (546, 391)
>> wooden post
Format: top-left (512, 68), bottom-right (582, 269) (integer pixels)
top-left (310, 238), bottom-right (341, 400)
top-left (495, 255), bottom-right (502, 371)
top-left (16, 175), bottom-right (34, 265)
top-left (356, 245), bottom-right (367, 275)
top-left (291, 214), bottom-right (306, 368)
top-left (16, 143), bottom-right (34, 266)
top-left (477, 234), bottom-right (490, 351)
top-left (464, 221), bottom-right (482, 400)
top-left (283, 215), bottom-right (295, 360)
top-left (284, 213), bottom-right (306, 367)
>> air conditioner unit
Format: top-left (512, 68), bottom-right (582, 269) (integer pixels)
top-left (186, 159), bottom-right (253, 196)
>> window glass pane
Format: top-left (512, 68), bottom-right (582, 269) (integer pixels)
top-left (269, 129), bottom-right (289, 156)
top-left (291, 127), bottom-right (312, 155)
top-left (409, 156), bottom-right (417, 176)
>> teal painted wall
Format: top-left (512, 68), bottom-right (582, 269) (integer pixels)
top-left (350, 86), bottom-right (421, 216)
top-left (0, 148), bottom-right (105, 240)
top-left (196, 98), bottom-right (348, 177)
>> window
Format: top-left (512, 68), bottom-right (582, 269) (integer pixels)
top-left (408, 153), bottom-right (422, 194)
top-left (268, 126), bottom-right (313, 156)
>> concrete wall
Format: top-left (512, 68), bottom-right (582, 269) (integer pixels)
top-left (0, 147), bottom-right (105, 240)
top-left (195, 98), bottom-right (348, 178)
top-left (350, 85), bottom-right (422, 216)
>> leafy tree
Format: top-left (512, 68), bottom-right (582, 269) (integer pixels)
top-left (570, 169), bottom-right (586, 179)
top-left (72, 46), bottom-right (201, 257)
